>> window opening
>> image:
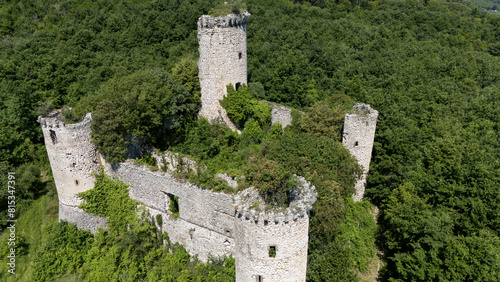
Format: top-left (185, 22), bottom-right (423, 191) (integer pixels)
top-left (355, 141), bottom-right (359, 147)
top-left (49, 130), bottom-right (57, 144)
top-left (235, 82), bottom-right (242, 90)
top-left (166, 193), bottom-right (179, 219)
top-left (269, 246), bottom-right (276, 258)
top-left (75, 180), bottom-right (79, 185)
top-left (239, 52), bottom-right (242, 59)
top-left (256, 275), bottom-right (263, 282)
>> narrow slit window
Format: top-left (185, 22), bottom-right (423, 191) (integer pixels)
top-left (256, 275), bottom-right (263, 282)
top-left (75, 180), bottom-right (79, 185)
top-left (355, 141), bottom-right (359, 147)
top-left (269, 246), bottom-right (276, 258)
top-left (49, 130), bottom-right (57, 144)
top-left (239, 52), bottom-right (242, 60)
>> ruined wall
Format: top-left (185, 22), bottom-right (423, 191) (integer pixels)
top-left (106, 161), bottom-right (236, 261)
top-left (106, 157), bottom-right (316, 281)
top-left (342, 103), bottom-right (378, 201)
top-left (271, 105), bottom-right (293, 129)
top-left (38, 111), bottom-right (106, 232)
top-left (197, 12), bottom-right (250, 130)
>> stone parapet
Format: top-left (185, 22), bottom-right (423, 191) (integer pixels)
top-left (233, 176), bottom-right (316, 224)
top-left (198, 12), bottom-right (250, 29)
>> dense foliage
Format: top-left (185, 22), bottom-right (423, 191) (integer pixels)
top-left (1, 0), bottom-right (499, 280)
top-left (220, 84), bottom-right (271, 127)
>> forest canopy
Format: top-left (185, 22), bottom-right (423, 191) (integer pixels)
top-left (0, 0), bottom-right (499, 281)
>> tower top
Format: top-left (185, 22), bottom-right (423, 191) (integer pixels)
top-left (198, 12), bottom-right (250, 29)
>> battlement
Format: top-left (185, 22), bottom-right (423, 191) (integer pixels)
top-left (198, 12), bottom-right (250, 29)
top-left (352, 103), bottom-right (377, 117)
top-left (234, 176), bottom-right (316, 225)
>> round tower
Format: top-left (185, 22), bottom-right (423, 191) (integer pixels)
top-left (233, 176), bottom-right (316, 282)
top-left (197, 12), bottom-right (250, 130)
top-left (342, 103), bottom-right (379, 201)
top-left (39, 111), bottom-right (106, 232)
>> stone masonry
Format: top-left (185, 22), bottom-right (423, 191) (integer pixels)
top-left (104, 157), bottom-right (316, 281)
top-left (38, 111), bottom-right (106, 233)
top-left (39, 11), bottom-right (379, 282)
top-left (197, 12), bottom-right (250, 130)
top-left (39, 108), bottom-right (316, 281)
top-left (342, 103), bottom-right (379, 201)
top-left (271, 105), bottom-right (293, 129)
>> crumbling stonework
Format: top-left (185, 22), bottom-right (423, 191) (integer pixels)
top-left (104, 157), bottom-right (316, 282)
top-left (271, 105), bottom-right (293, 129)
top-left (342, 103), bottom-right (379, 201)
top-left (197, 12), bottom-right (250, 130)
top-left (39, 10), bottom-right (379, 281)
top-left (233, 176), bottom-right (316, 282)
top-left (38, 111), bottom-right (107, 231)
top-left (105, 160), bottom-right (236, 261)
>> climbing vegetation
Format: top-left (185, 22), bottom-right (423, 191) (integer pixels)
top-left (2, 0), bottom-right (499, 280)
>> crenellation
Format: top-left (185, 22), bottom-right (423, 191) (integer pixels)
top-left (198, 12), bottom-right (250, 29)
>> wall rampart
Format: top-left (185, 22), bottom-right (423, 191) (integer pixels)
top-left (105, 160), bottom-right (236, 261)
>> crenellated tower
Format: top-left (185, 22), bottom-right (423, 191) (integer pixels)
top-left (38, 111), bottom-right (106, 232)
top-left (233, 176), bottom-right (316, 282)
top-left (342, 103), bottom-right (379, 201)
top-left (197, 12), bottom-right (250, 130)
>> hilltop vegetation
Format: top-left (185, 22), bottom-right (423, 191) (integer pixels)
top-left (1, 0), bottom-right (499, 281)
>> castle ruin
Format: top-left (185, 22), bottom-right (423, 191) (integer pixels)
top-left (39, 11), bottom-right (377, 281)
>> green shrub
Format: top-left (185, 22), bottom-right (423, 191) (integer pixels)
top-left (78, 171), bottom-right (137, 234)
top-left (244, 156), bottom-right (293, 207)
top-left (134, 153), bottom-right (158, 168)
top-left (220, 84), bottom-right (271, 128)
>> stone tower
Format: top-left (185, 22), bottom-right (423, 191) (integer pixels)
top-left (233, 176), bottom-right (316, 282)
top-left (197, 12), bottom-right (250, 130)
top-left (38, 111), bottom-right (106, 232)
top-left (342, 103), bottom-right (378, 202)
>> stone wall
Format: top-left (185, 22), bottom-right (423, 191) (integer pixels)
top-left (105, 161), bottom-right (236, 261)
top-left (105, 157), bottom-right (316, 281)
top-left (342, 103), bottom-right (379, 201)
top-left (38, 111), bottom-right (106, 231)
top-left (40, 108), bottom-right (317, 280)
top-left (197, 12), bottom-right (250, 130)
top-left (271, 105), bottom-right (293, 129)
top-left (234, 215), bottom-right (310, 282)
